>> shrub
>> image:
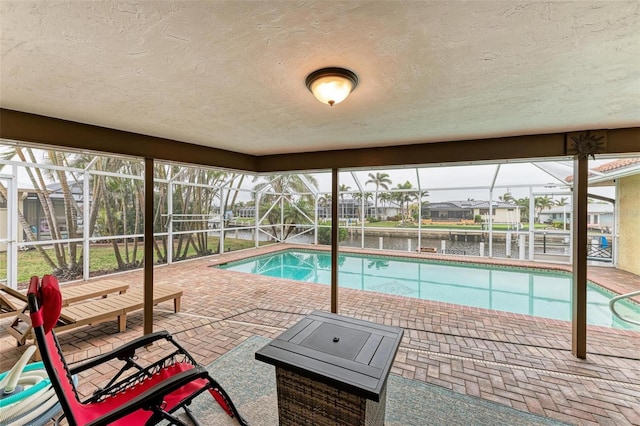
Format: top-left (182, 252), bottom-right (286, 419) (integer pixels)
top-left (552, 221), bottom-right (569, 230)
top-left (317, 227), bottom-right (348, 245)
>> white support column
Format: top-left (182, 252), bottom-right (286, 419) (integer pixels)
top-left (528, 187), bottom-right (535, 260)
top-left (8, 166), bottom-right (18, 288)
top-left (612, 189), bottom-right (618, 266)
top-left (220, 189), bottom-right (226, 252)
top-left (488, 189), bottom-right (494, 257)
top-left (83, 170), bottom-right (90, 280)
top-left (314, 195), bottom-right (319, 245)
top-left (280, 195), bottom-right (284, 242)
top-left (254, 193), bottom-right (260, 248)
top-left (417, 191), bottom-right (422, 251)
top-left (519, 234), bottom-right (526, 259)
top-left (361, 194), bottom-right (365, 248)
top-left (488, 165), bottom-right (500, 259)
top-left (167, 181), bottom-right (174, 264)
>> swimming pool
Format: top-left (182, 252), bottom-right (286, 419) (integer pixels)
top-left (218, 249), bottom-right (640, 331)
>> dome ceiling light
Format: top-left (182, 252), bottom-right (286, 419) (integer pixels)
top-left (305, 67), bottom-right (358, 106)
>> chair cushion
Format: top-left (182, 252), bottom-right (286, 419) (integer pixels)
top-left (40, 275), bottom-right (62, 333)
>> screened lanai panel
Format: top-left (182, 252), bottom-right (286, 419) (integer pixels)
top-left (349, 168), bottom-right (419, 192)
top-left (491, 161), bottom-right (572, 188)
top-left (86, 172), bottom-right (146, 274)
top-left (307, 171), bottom-right (332, 194)
top-left (309, 159), bottom-right (625, 195)
top-left (418, 164), bottom-right (498, 190)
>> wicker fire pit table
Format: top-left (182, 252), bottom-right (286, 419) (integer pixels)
top-left (255, 310), bottom-right (403, 426)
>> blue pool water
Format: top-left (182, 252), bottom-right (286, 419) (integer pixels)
top-left (218, 250), bottom-right (640, 331)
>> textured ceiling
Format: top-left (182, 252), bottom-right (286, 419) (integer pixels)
top-left (1, 1), bottom-right (639, 156)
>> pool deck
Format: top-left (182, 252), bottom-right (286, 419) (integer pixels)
top-left (1, 243), bottom-right (639, 425)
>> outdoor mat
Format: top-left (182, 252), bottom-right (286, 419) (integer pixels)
top-left (180, 335), bottom-right (568, 426)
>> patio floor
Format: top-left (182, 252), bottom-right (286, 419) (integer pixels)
top-left (1, 244), bottom-right (639, 425)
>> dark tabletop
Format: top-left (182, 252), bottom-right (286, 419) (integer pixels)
top-left (255, 310), bottom-right (404, 401)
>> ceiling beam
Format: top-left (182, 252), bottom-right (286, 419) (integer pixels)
top-left (257, 129), bottom-right (640, 172)
top-left (2, 108), bottom-right (638, 173)
top-left (0, 109), bottom-right (257, 171)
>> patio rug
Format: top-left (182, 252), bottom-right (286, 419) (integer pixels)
top-left (182, 336), bottom-right (567, 426)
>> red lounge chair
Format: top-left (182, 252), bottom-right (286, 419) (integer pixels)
top-left (27, 275), bottom-right (248, 426)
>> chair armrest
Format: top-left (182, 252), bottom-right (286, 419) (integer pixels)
top-left (85, 366), bottom-right (209, 426)
top-left (70, 330), bottom-right (171, 374)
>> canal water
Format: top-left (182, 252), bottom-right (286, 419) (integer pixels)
top-left (224, 228), bottom-right (571, 259)
top-left (340, 235), bottom-right (530, 258)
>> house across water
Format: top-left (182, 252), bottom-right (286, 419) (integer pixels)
top-left (421, 200), bottom-right (521, 225)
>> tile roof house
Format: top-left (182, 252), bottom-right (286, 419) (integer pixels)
top-left (423, 200), bottom-right (520, 223)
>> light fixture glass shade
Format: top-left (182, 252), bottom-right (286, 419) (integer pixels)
top-left (306, 68), bottom-right (358, 106)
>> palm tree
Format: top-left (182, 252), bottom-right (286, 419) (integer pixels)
top-left (338, 184), bottom-right (351, 203)
top-left (318, 194), bottom-right (332, 207)
top-left (171, 167), bottom-right (227, 260)
top-left (554, 197), bottom-right (570, 229)
top-left (378, 192), bottom-right (391, 219)
top-left (365, 172), bottom-right (392, 219)
top-left (516, 197), bottom-right (530, 222)
top-left (338, 184), bottom-right (351, 217)
top-left (352, 191), bottom-right (372, 218)
top-left (499, 191), bottom-right (515, 203)
top-left (535, 195), bottom-right (554, 223)
top-left (392, 181), bottom-right (418, 221)
top-left (318, 194), bottom-right (331, 219)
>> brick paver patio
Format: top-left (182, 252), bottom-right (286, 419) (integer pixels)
top-left (1, 244), bottom-right (639, 425)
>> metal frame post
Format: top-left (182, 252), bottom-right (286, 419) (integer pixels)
top-left (331, 168), bottom-right (339, 313)
top-left (143, 158), bottom-right (154, 336)
top-left (572, 155), bottom-right (588, 359)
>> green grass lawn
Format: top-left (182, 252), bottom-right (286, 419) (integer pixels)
top-left (0, 236), bottom-right (260, 284)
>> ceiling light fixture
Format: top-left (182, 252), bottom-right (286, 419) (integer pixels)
top-left (305, 67), bottom-right (358, 106)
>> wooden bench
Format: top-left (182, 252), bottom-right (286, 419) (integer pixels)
top-left (6, 280), bottom-right (130, 345)
top-left (1, 285), bottom-right (24, 319)
top-left (58, 285), bottom-right (182, 334)
top-left (8, 284), bottom-right (182, 345)
top-left (2, 280), bottom-right (129, 308)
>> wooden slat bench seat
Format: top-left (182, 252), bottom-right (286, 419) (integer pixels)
top-left (55, 284), bottom-right (182, 335)
top-left (1, 280), bottom-right (128, 311)
top-left (1, 286), bottom-right (22, 319)
top-left (6, 280), bottom-right (130, 345)
top-left (6, 282), bottom-right (181, 346)
top-left (55, 280), bottom-right (130, 305)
